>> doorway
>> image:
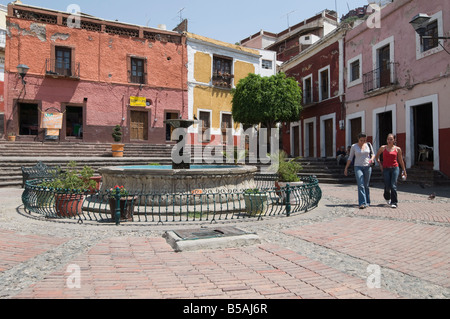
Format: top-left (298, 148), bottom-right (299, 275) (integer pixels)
top-left (221, 113), bottom-right (233, 145)
top-left (350, 117), bottom-right (362, 144)
top-left (293, 125), bottom-right (300, 157)
top-left (19, 103), bottom-right (39, 136)
top-left (130, 110), bottom-right (148, 141)
top-left (413, 103), bottom-right (433, 165)
top-left (66, 106), bottom-right (83, 139)
top-left (377, 111), bottom-right (392, 148)
top-left (324, 118), bottom-right (333, 157)
top-left (165, 112), bottom-right (179, 141)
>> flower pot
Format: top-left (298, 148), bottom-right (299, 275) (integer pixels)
top-left (276, 181), bottom-right (304, 203)
top-left (244, 193), bottom-right (268, 217)
top-left (7, 136), bottom-right (16, 142)
top-left (109, 196), bottom-right (136, 222)
top-left (111, 144), bottom-right (125, 157)
top-left (89, 176), bottom-right (102, 193)
top-left (55, 193), bottom-right (84, 217)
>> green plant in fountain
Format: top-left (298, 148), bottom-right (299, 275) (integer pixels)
top-left (223, 148), bottom-right (248, 165)
top-left (40, 161), bottom-right (97, 191)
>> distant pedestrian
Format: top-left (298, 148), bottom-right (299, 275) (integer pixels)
top-left (344, 133), bottom-right (375, 209)
top-left (375, 134), bottom-right (407, 208)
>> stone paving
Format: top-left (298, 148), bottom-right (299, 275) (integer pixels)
top-left (0, 181), bottom-right (449, 300)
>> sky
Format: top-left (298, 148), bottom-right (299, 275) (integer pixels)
top-left (2, 0), bottom-right (371, 43)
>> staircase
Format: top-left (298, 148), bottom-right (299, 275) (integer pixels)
top-left (0, 141), bottom-right (448, 188)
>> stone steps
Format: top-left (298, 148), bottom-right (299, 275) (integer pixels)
top-left (0, 140), bottom-right (448, 188)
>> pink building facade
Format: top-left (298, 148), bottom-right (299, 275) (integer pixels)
top-left (344, 0), bottom-right (450, 176)
top-left (4, 3), bottom-right (187, 144)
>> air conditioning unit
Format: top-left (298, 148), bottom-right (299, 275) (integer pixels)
top-left (299, 34), bottom-right (320, 45)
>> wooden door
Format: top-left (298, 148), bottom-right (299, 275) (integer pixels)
top-left (130, 111), bottom-right (148, 141)
top-left (293, 126), bottom-right (300, 157)
top-left (199, 111), bottom-right (211, 142)
top-left (221, 113), bottom-right (233, 144)
top-left (378, 45), bottom-right (390, 88)
top-left (350, 118), bottom-right (362, 144)
top-left (55, 47), bottom-right (72, 76)
top-left (308, 123), bottom-right (314, 157)
top-left (324, 119), bottom-right (333, 157)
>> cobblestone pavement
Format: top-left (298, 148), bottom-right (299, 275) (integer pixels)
top-left (0, 181), bottom-right (449, 299)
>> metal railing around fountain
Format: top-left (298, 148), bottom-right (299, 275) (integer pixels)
top-left (22, 175), bottom-right (322, 225)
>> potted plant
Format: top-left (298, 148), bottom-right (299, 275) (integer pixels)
top-left (111, 125), bottom-right (124, 157)
top-left (39, 161), bottom-right (97, 217)
top-left (269, 151), bottom-right (303, 199)
top-left (7, 132), bottom-right (16, 142)
top-left (243, 188), bottom-right (268, 217)
top-left (108, 185), bottom-right (136, 222)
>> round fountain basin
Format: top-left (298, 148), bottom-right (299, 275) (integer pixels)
top-left (99, 165), bottom-right (258, 195)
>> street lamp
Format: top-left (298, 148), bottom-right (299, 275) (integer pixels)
top-left (409, 13), bottom-right (450, 40)
top-left (16, 64), bottom-right (30, 85)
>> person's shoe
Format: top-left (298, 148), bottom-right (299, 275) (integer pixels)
top-left (386, 200), bottom-right (391, 206)
top-left (391, 204), bottom-right (397, 208)
top-left (359, 205), bottom-right (366, 209)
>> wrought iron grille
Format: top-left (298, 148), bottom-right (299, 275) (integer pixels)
top-left (22, 175), bottom-right (322, 225)
top-left (363, 61), bottom-right (398, 93)
top-left (45, 58), bottom-right (80, 79)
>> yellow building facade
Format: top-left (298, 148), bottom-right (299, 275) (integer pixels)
top-left (186, 32), bottom-right (261, 145)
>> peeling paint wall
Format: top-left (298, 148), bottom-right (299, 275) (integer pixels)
top-left (4, 6), bottom-right (187, 143)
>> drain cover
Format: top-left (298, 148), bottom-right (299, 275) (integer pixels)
top-left (173, 227), bottom-right (249, 241)
top-left (164, 227), bottom-right (260, 252)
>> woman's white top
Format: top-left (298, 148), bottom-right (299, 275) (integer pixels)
top-left (349, 143), bottom-right (372, 167)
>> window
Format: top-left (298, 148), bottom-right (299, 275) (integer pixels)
top-left (350, 60), bottom-right (360, 82)
top-left (347, 54), bottom-right (362, 87)
top-left (212, 56), bottom-right (233, 88)
top-left (303, 75), bottom-right (313, 104)
top-left (130, 57), bottom-right (146, 84)
top-left (422, 21), bottom-right (439, 52)
top-left (55, 46), bottom-right (72, 76)
top-left (262, 60), bottom-right (272, 70)
top-left (415, 11), bottom-right (444, 60)
top-left (319, 67), bottom-right (330, 101)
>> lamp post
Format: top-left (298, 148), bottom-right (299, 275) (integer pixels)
top-left (409, 13), bottom-right (450, 41)
top-left (16, 64), bottom-right (30, 85)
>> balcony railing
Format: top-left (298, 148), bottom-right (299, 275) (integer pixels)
top-left (363, 62), bottom-right (397, 93)
top-left (45, 59), bottom-right (80, 79)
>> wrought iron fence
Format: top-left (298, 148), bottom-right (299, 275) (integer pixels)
top-left (22, 174), bottom-right (322, 225)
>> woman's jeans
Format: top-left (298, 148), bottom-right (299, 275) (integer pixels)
top-left (383, 167), bottom-right (400, 205)
top-left (354, 166), bottom-right (372, 206)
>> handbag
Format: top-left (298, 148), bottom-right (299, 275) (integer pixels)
top-left (368, 143), bottom-right (375, 167)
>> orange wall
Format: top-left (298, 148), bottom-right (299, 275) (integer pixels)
top-left (6, 18), bottom-right (186, 90)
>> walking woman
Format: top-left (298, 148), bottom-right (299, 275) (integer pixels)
top-left (344, 133), bottom-right (376, 209)
top-left (375, 134), bottom-right (407, 208)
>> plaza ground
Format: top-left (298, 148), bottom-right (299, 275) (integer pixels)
top-left (0, 181), bottom-right (449, 300)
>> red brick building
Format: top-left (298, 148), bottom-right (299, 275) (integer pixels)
top-left (4, 3), bottom-right (187, 144)
top-left (279, 27), bottom-right (346, 158)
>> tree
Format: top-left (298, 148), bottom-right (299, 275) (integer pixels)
top-left (231, 72), bottom-right (302, 130)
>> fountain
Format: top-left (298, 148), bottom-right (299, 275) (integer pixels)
top-left (99, 119), bottom-right (258, 196)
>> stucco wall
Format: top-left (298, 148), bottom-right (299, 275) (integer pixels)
top-left (4, 9), bottom-right (187, 142)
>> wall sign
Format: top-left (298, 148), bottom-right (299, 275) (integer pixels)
top-left (130, 96), bottom-right (147, 107)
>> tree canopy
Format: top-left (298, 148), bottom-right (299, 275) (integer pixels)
top-left (231, 72), bottom-right (302, 129)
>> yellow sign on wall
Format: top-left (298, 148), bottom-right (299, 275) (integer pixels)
top-left (130, 96), bottom-right (147, 107)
